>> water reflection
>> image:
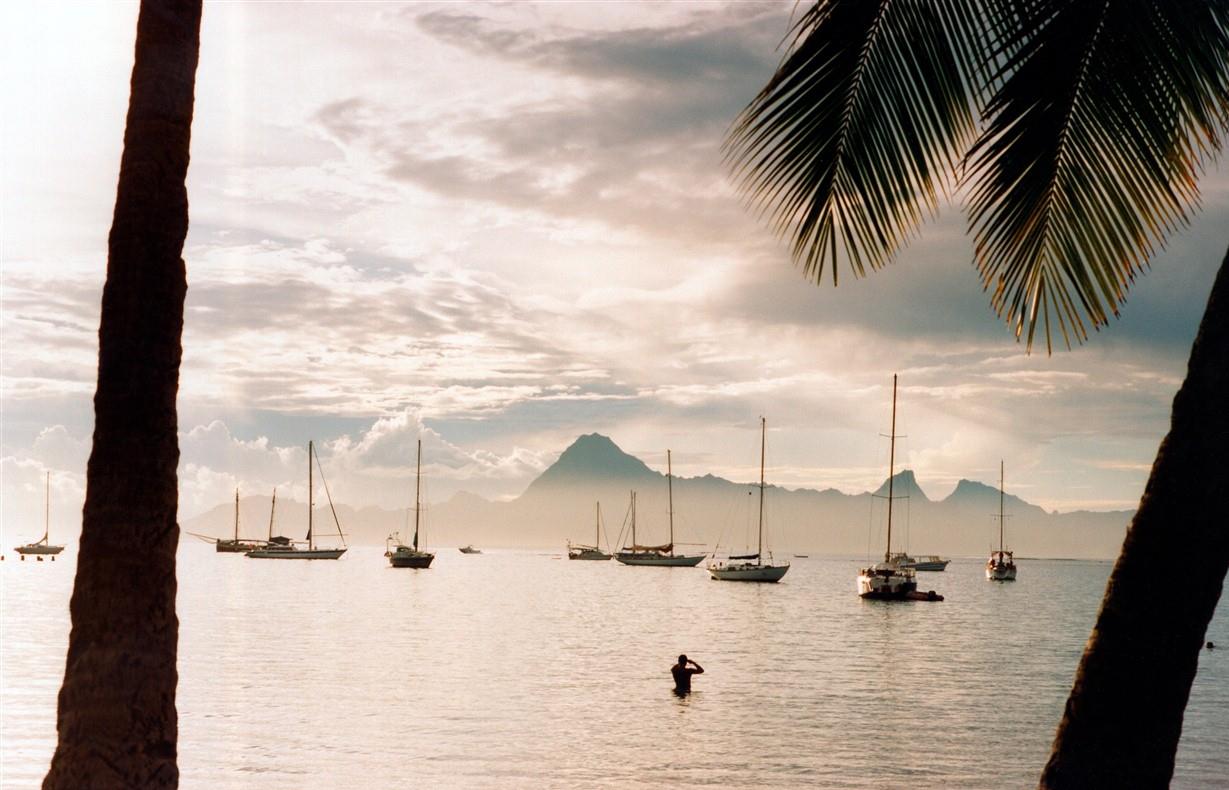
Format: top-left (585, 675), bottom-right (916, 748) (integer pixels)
top-left (1, 548), bottom-right (1226, 788)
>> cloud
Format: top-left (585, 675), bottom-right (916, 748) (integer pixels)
top-left (415, 7), bottom-right (779, 85)
top-left (4, 0), bottom-right (1224, 524)
top-left (330, 410), bottom-right (549, 483)
top-left (30, 425), bottom-right (91, 471)
top-left (174, 413), bottom-right (550, 516)
top-left (306, 7), bottom-right (789, 258)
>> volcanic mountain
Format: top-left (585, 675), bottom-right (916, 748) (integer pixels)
top-left (185, 433), bottom-right (1131, 558)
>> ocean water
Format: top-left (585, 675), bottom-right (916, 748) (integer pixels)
top-left (2, 546), bottom-right (1227, 788)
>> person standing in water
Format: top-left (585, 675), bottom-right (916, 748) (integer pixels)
top-left (671, 654), bottom-right (704, 693)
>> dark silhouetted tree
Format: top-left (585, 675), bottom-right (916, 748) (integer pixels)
top-left (726, 2), bottom-right (1227, 786)
top-left (44, 1), bottom-right (202, 786)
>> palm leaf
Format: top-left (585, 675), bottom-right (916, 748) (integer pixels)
top-left (965, 0), bottom-right (1229, 351)
top-left (724, 0), bottom-right (982, 284)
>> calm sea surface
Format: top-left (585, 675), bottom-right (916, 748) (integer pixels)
top-left (3, 546), bottom-right (1227, 788)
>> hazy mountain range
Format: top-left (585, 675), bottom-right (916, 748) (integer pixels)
top-left (184, 433), bottom-right (1132, 559)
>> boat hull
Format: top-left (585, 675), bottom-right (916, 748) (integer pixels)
top-left (708, 562), bottom-right (789, 582)
top-left (858, 564), bottom-right (921, 599)
top-left (458, 547), bottom-right (481, 554)
top-left (216, 539), bottom-right (264, 553)
top-left (246, 548), bottom-right (346, 560)
top-left (857, 581), bottom-right (918, 599)
top-left (861, 587), bottom-right (945, 601)
top-left (15, 544), bottom-right (64, 556)
top-left (568, 550), bottom-right (611, 561)
top-left (615, 553), bottom-right (705, 567)
top-left (908, 560), bottom-right (949, 572)
top-left (389, 552), bottom-right (434, 568)
top-left (986, 564), bottom-right (1017, 581)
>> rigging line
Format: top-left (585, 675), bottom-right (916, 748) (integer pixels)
top-left (419, 475), bottom-right (431, 548)
top-left (744, 488), bottom-right (754, 554)
top-left (311, 443), bottom-right (347, 548)
top-left (598, 504), bottom-right (613, 553)
top-left (613, 493), bottom-right (634, 550)
top-left (711, 490), bottom-right (740, 555)
top-left (867, 496), bottom-right (875, 564)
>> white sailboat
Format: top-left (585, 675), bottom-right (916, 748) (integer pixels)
top-left (247, 441), bottom-right (347, 560)
top-left (986, 460), bottom-right (1018, 581)
top-left (386, 439), bottom-right (434, 569)
top-left (568, 502), bottom-right (612, 560)
top-left (15, 472), bottom-right (65, 557)
top-left (709, 418), bottom-right (789, 582)
top-left (615, 451), bottom-right (706, 567)
top-left (858, 375), bottom-right (942, 601)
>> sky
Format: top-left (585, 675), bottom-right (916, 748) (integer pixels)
top-left (3, 1), bottom-right (1227, 541)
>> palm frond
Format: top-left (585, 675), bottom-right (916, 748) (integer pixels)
top-left (965, 0), bottom-right (1229, 351)
top-left (724, 0), bottom-right (982, 284)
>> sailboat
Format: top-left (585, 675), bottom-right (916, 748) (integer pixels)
top-left (615, 451), bottom-right (706, 567)
top-left (15, 472), bottom-right (65, 557)
top-left (568, 502), bottom-right (612, 560)
top-left (986, 460), bottom-right (1018, 581)
top-left (215, 489), bottom-right (266, 553)
top-left (857, 375), bottom-right (942, 600)
top-left (709, 417), bottom-right (789, 582)
top-left (246, 441), bottom-right (347, 559)
top-left (386, 439), bottom-right (435, 569)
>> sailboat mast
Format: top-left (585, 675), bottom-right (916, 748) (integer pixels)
top-left (667, 450), bottom-right (674, 554)
top-left (886, 374), bottom-right (897, 563)
top-left (631, 490), bottom-right (637, 547)
top-left (234, 488), bottom-right (240, 541)
top-left (759, 417), bottom-right (766, 560)
top-left (43, 471), bottom-right (50, 543)
top-left (999, 460), bottom-right (1005, 553)
top-left (268, 488), bottom-right (277, 540)
top-left (308, 440), bottom-right (315, 550)
top-left (413, 439), bottom-right (422, 551)
top-left (595, 501), bottom-right (600, 547)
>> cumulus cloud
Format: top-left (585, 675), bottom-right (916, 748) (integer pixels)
top-left (30, 425), bottom-right (91, 470)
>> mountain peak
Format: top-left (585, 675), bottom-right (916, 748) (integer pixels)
top-left (524, 433), bottom-right (659, 493)
top-left (943, 478), bottom-right (1037, 513)
top-left (951, 478), bottom-right (997, 496)
top-left (872, 469), bottom-right (929, 501)
top-left (566, 432), bottom-right (622, 454)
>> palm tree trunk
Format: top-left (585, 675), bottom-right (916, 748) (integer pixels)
top-left (1041, 246), bottom-right (1229, 788)
top-left (43, 1), bottom-right (201, 786)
